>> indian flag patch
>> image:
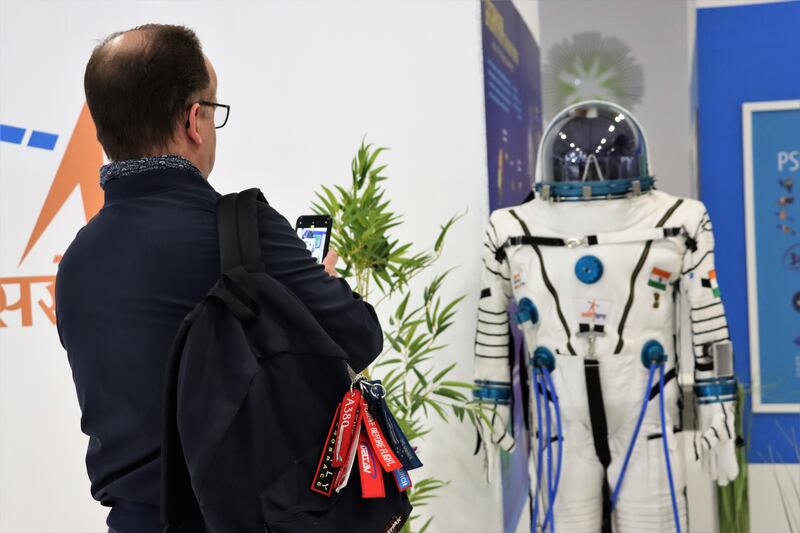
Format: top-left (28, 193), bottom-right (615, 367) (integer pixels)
top-left (701, 270), bottom-right (721, 297)
top-left (647, 267), bottom-right (671, 291)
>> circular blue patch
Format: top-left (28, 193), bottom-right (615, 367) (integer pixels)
top-left (532, 346), bottom-right (556, 371)
top-left (575, 255), bottom-right (603, 284)
top-left (640, 340), bottom-right (667, 368)
top-left (516, 297), bottom-right (540, 324)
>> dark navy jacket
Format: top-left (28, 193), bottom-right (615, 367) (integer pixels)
top-left (56, 167), bottom-right (383, 532)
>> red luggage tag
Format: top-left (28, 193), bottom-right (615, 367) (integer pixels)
top-left (361, 397), bottom-right (402, 472)
top-left (357, 431), bottom-right (385, 498)
top-left (391, 467), bottom-right (412, 493)
top-left (310, 402), bottom-right (342, 496)
top-left (332, 389), bottom-right (362, 468)
top-left (334, 416), bottom-right (362, 493)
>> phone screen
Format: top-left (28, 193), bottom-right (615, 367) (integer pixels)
top-left (296, 216), bottom-right (331, 264)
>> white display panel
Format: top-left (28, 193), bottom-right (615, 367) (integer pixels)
top-left (742, 99), bottom-right (800, 414)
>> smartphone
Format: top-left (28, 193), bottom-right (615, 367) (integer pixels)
top-left (295, 215), bottom-right (332, 264)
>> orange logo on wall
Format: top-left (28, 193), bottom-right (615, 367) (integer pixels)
top-left (0, 103), bottom-right (103, 328)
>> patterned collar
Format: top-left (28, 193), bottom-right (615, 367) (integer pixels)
top-left (100, 155), bottom-right (204, 188)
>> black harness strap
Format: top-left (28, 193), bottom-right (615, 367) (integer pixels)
top-left (585, 361), bottom-right (678, 532)
top-left (519, 339), bottom-right (531, 433)
top-left (508, 235), bottom-right (569, 247)
top-left (494, 228), bottom-right (683, 262)
top-left (584, 358), bottom-right (613, 533)
top-left (614, 199), bottom-right (684, 354)
top-left (508, 209), bottom-right (577, 355)
top-left (648, 366), bottom-right (677, 401)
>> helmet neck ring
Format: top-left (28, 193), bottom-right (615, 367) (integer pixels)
top-left (535, 175), bottom-right (655, 202)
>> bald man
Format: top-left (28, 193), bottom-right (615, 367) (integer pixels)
top-left (56, 25), bottom-right (383, 533)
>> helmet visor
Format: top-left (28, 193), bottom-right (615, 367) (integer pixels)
top-left (540, 102), bottom-right (649, 184)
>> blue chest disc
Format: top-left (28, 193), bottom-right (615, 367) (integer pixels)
top-left (575, 255), bottom-right (603, 284)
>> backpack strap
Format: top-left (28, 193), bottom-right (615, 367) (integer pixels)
top-left (217, 188), bottom-right (267, 274)
top-left (161, 189), bottom-right (269, 529)
top-left (215, 189), bottom-right (268, 321)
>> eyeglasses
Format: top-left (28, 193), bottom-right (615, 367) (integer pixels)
top-left (185, 100), bottom-right (230, 129)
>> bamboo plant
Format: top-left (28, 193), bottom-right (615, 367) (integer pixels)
top-left (717, 383), bottom-right (750, 533)
top-left (312, 140), bottom-right (489, 532)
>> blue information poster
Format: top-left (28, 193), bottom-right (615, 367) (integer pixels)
top-left (742, 100), bottom-right (800, 413)
top-left (481, 0), bottom-right (542, 529)
top-left (482, 0), bottom-right (542, 212)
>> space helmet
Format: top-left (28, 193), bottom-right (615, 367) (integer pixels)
top-left (535, 100), bottom-right (653, 201)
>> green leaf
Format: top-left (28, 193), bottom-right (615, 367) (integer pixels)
top-left (432, 363), bottom-right (457, 384)
top-left (434, 211), bottom-right (465, 253)
top-left (440, 380), bottom-right (474, 389)
top-left (374, 357), bottom-right (403, 367)
top-left (366, 146), bottom-right (387, 172)
top-left (417, 517), bottom-right (434, 533)
top-left (433, 387), bottom-right (468, 402)
top-left (426, 399), bottom-right (448, 421)
top-left (394, 293), bottom-right (411, 320)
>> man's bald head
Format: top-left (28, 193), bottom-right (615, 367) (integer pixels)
top-left (85, 24), bottom-right (211, 161)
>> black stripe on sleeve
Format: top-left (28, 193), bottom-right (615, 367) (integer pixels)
top-left (489, 221), bottom-right (499, 241)
top-left (692, 213), bottom-right (708, 238)
top-left (476, 341), bottom-right (510, 348)
top-left (691, 313), bottom-right (726, 324)
top-left (691, 301), bottom-right (724, 313)
top-left (693, 324), bottom-right (729, 336)
top-left (682, 250), bottom-right (712, 275)
top-left (480, 288), bottom-right (491, 298)
top-left (484, 264), bottom-right (510, 281)
top-left (477, 330), bottom-right (509, 337)
top-left (478, 318), bottom-right (507, 326)
top-left (693, 336), bottom-right (730, 348)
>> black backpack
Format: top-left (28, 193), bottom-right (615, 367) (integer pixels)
top-left (160, 189), bottom-right (412, 532)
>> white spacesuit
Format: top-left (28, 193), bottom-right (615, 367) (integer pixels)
top-left (474, 101), bottom-right (739, 533)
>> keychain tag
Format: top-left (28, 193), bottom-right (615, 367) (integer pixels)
top-left (333, 389), bottom-right (362, 467)
top-left (391, 467), bottom-right (413, 492)
top-left (363, 380), bottom-right (423, 470)
top-left (361, 397), bottom-right (402, 472)
top-left (312, 380), bottom-right (417, 499)
top-left (310, 403), bottom-right (343, 496)
top-left (357, 432), bottom-right (385, 498)
top-left (334, 417), bottom-right (362, 492)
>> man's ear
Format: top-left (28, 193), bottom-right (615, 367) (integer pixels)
top-left (185, 102), bottom-right (204, 146)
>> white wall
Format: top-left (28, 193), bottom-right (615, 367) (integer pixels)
top-left (0, 1), bottom-right (500, 531)
top-left (537, 0), bottom-right (694, 199)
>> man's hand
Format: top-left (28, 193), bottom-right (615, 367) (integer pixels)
top-left (322, 250), bottom-right (339, 278)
